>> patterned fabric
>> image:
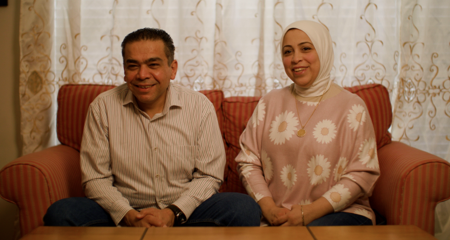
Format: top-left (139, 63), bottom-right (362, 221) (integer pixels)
top-left (344, 84), bottom-right (392, 149)
top-left (198, 90), bottom-right (224, 130)
top-left (57, 84), bottom-right (115, 151)
top-left (81, 83), bottom-right (225, 224)
top-left (235, 86), bottom-right (380, 224)
top-left (372, 141), bottom-right (450, 234)
top-left (221, 96), bottom-right (261, 193)
top-left (198, 90), bottom-right (228, 192)
top-left (0, 145), bottom-right (83, 236)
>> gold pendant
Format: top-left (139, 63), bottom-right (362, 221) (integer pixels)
top-left (297, 129), bottom-right (306, 137)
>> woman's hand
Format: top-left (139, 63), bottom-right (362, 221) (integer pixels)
top-left (265, 206), bottom-right (290, 226)
top-left (258, 197), bottom-right (290, 226)
top-left (281, 204), bottom-right (305, 226)
top-left (282, 197), bottom-right (334, 226)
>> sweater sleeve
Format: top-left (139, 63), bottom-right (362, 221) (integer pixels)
top-left (322, 98), bottom-right (380, 212)
top-left (235, 99), bottom-right (273, 201)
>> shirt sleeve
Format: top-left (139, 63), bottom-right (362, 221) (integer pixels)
top-left (171, 99), bottom-right (225, 219)
top-left (322, 100), bottom-right (380, 212)
top-left (235, 99), bottom-right (272, 202)
top-left (80, 100), bottom-right (133, 225)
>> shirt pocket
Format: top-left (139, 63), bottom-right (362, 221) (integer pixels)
top-left (162, 145), bottom-right (196, 181)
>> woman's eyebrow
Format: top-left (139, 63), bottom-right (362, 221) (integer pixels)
top-left (283, 41), bottom-right (313, 48)
top-left (298, 41), bottom-right (312, 46)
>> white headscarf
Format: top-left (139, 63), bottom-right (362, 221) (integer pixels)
top-left (281, 20), bottom-right (334, 98)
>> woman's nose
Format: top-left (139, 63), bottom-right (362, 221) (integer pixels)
top-left (292, 51), bottom-right (303, 63)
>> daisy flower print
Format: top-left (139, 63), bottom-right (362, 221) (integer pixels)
top-left (299, 199), bottom-right (312, 205)
top-left (341, 174), bottom-right (357, 182)
top-left (240, 164), bottom-right (253, 179)
top-left (301, 100), bottom-right (319, 107)
top-left (280, 164), bottom-right (297, 189)
top-left (313, 119), bottom-right (337, 144)
top-left (252, 100), bottom-right (266, 128)
top-left (324, 184), bottom-right (352, 211)
top-left (235, 145), bottom-right (258, 164)
top-left (254, 192), bottom-right (264, 202)
top-left (347, 104), bottom-right (366, 131)
top-left (354, 209), bottom-right (372, 220)
top-left (269, 111), bottom-right (299, 145)
top-left (333, 157), bottom-right (348, 182)
top-left (261, 150), bottom-right (274, 181)
top-left (307, 155), bottom-right (331, 185)
top-left (358, 138), bottom-right (379, 169)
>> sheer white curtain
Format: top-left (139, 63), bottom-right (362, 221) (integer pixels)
top-left (19, 0), bottom-right (450, 238)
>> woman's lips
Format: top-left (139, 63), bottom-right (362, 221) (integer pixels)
top-left (293, 67), bottom-right (307, 74)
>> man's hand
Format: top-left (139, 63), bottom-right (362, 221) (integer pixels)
top-left (137, 208), bottom-right (175, 227)
top-left (120, 208), bottom-right (175, 227)
top-left (258, 197), bottom-right (290, 226)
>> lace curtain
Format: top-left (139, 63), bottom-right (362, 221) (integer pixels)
top-left (19, 0), bottom-right (450, 238)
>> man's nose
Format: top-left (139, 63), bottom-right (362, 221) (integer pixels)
top-left (137, 66), bottom-right (150, 79)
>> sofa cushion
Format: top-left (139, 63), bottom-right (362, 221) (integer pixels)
top-left (221, 96), bottom-right (261, 193)
top-left (57, 84), bottom-right (115, 151)
top-left (198, 90), bottom-right (228, 191)
top-left (198, 90), bottom-right (224, 135)
top-left (344, 84), bottom-right (392, 149)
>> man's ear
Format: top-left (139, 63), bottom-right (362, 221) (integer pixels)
top-left (170, 59), bottom-right (178, 80)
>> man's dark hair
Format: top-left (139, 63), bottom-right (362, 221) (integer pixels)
top-left (121, 28), bottom-right (175, 65)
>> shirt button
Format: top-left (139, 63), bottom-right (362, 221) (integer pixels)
top-left (154, 147), bottom-right (158, 151)
top-left (156, 174), bottom-right (160, 178)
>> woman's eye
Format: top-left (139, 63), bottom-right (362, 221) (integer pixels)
top-left (284, 50), bottom-right (292, 55)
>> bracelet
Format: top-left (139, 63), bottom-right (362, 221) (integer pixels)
top-left (300, 205), bottom-right (305, 226)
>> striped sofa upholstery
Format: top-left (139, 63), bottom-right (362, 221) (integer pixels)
top-left (1, 83), bottom-right (449, 237)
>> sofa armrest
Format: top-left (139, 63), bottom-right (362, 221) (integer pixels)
top-left (0, 145), bottom-right (84, 236)
top-left (370, 141), bottom-right (450, 235)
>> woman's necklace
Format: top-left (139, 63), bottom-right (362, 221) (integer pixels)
top-left (294, 92), bottom-right (324, 137)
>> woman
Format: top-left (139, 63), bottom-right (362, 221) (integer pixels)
top-left (235, 20), bottom-right (380, 226)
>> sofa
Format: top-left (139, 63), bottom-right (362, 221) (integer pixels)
top-left (1, 83), bottom-right (449, 237)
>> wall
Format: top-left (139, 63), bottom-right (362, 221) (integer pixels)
top-left (0, 0), bottom-right (22, 240)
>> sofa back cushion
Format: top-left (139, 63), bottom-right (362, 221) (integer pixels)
top-left (344, 84), bottom-right (392, 149)
top-left (57, 84), bottom-right (115, 151)
top-left (221, 96), bottom-right (261, 193)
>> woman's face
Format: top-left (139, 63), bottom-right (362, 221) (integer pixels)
top-left (282, 29), bottom-right (320, 88)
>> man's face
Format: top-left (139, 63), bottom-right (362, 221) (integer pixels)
top-left (123, 40), bottom-right (177, 112)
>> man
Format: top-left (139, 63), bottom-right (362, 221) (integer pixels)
top-left (44, 28), bottom-right (261, 227)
